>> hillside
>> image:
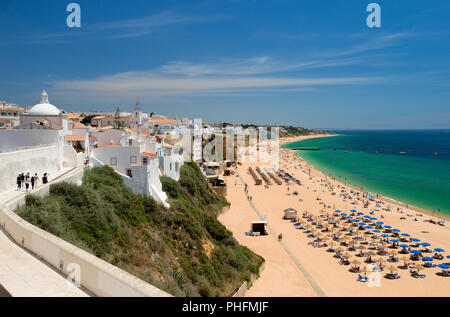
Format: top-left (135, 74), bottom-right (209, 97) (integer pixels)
top-left (16, 163), bottom-right (264, 297)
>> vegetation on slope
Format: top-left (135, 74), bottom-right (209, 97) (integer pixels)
top-left (16, 163), bottom-right (264, 297)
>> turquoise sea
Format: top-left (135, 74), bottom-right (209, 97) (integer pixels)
top-left (284, 130), bottom-right (450, 216)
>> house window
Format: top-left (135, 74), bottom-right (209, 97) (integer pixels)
top-left (130, 156), bottom-right (137, 163)
top-left (142, 157), bottom-right (149, 165)
top-left (128, 139), bottom-right (133, 146)
top-left (110, 157), bottom-right (117, 165)
top-left (126, 169), bottom-right (132, 178)
top-left (170, 163), bottom-right (172, 171)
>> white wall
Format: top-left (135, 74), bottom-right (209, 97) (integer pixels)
top-left (0, 145), bottom-right (61, 192)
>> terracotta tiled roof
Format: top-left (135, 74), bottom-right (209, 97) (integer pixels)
top-left (141, 152), bottom-right (157, 157)
top-left (65, 134), bottom-right (86, 142)
top-left (73, 122), bottom-right (88, 129)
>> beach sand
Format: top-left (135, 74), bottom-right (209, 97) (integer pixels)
top-left (218, 135), bottom-right (450, 297)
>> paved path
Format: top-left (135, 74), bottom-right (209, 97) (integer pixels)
top-left (0, 168), bottom-right (89, 297)
top-left (238, 171), bottom-right (326, 297)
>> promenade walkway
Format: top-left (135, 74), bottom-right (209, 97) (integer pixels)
top-left (0, 167), bottom-right (89, 297)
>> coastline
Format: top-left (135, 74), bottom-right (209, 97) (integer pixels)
top-left (280, 134), bottom-right (450, 222)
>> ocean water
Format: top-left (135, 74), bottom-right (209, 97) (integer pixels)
top-left (284, 130), bottom-right (450, 216)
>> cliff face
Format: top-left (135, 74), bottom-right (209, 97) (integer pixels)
top-left (16, 163), bottom-right (264, 297)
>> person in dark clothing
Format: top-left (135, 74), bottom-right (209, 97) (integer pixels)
top-left (31, 175), bottom-right (35, 189)
top-left (20, 173), bottom-right (25, 187)
top-left (16, 174), bottom-right (22, 191)
top-left (42, 173), bottom-right (48, 184)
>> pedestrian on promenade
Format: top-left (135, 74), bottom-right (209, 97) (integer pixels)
top-left (42, 173), bottom-right (48, 184)
top-left (20, 173), bottom-right (25, 187)
top-left (31, 174), bottom-right (35, 189)
top-left (17, 174), bottom-right (22, 191)
top-left (34, 173), bottom-right (39, 187)
top-left (24, 176), bottom-right (30, 191)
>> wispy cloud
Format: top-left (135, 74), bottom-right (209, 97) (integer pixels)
top-left (50, 56), bottom-right (382, 99)
top-left (20, 11), bottom-right (229, 44)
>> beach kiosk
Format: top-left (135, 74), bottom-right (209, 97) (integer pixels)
top-left (250, 221), bottom-right (268, 236)
top-left (283, 208), bottom-right (298, 220)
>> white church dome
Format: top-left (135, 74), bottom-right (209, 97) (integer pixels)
top-left (28, 91), bottom-right (61, 116)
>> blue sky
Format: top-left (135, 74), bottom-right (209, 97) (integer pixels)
top-left (1, 0), bottom-right (449, 129)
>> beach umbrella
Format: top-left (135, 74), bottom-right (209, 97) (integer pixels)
top-left (341, 213), bottom-right (347, 216)
top-left (366, 251), bottom-right (376, 256)
top-left (363, 216), bottom-right (371, 219)
top-left (438, 264), bottom-right (450, 269)
top-left (371, 217), bottom-right (378, 221)
top-left (410, 238), bottom-right (420, 242)
top-left (357, 212), bottom-right (364, 216)
top-left (342, 252), bottom-right (351, 259)
top-left (384, 225), bottom-right (392, 229)
top-left (381, 234), bottom-right (390, 238)
top-left (414, 264), bottom-right (424, 271)
top-left (390, 239), bottom-right (399, 243)
top-left (350, 209), bottom-right (357, 212)
top-left (335, 210), bottom-right (342, 213)
top-left (352, 219), bottom-right (359, 222)
top-left (422, 257), bottom-right (433, 262)
top-left (389, 250), bottom-right (398, 256)
top-left (420, 242), bottom-right (431, 247)
top-left (346, 216), bottom-right (353, 219)
top-left (351, 259), bottom-right (362, 265)
top-left (357, 245), bottom-right (366, 250)
top-left (386, 265), bottom-right (398, 272)
top-left (446, 255), bottom-right (450, 259)
top-left (399, 244), bottom-right (410, 248)
top-left (401, 233), bottom-right (410, 237)
top-left (410, 250), bottom-right (422, 254)
top-left (434, 248), bottom-right (445, 253)
top-left (365, 226), bottom-right (374, 229)
top-left (392, 229), bottom-right (400, 232)
top-left (372, 230), bottom-right (381, 233)
top-left (376, 221), bottom-right (384, 225)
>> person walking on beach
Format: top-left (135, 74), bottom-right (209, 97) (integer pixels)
top-left (16, 174), bottom-right (22, 191)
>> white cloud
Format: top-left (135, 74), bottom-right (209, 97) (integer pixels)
top-left (51, 57), bottom-right (382, 98)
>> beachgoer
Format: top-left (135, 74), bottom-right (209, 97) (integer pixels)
top-left (34, 173), bottom-right (39, 187)
top-left (42, 173), bottom-right (48, 184)
top-left (31, 175), bottom-right (35, 189)
top-left (278, 233), bottom-right (283, 241)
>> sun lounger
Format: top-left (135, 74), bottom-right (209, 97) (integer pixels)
top-left (357, 274), bottom-right (369, 282)
top-left (385, 273), bottom-right (400, 279)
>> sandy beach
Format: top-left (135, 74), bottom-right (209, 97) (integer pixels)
top-left (218, 134), bottom-right (450, 297)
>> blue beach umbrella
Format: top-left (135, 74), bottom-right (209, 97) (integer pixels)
top-left (410, 250), bottom-right (422, 254)
top-left (376, 221), bottom-right (384, 225)
top-left (401, 233), bottom-right (410, 237)
top-left (365, 226), bottom-right (374, 229)
top-left (357, 212), bottom-right (364, 216)
top-left (447, 255), bottom-right (450, 259)
top-left (346, 216), bottom-right (353, 219)
top-left (372, 230), bottom-right (381, 233)
top-left (422, 257), bottom-right (433, 262)
top-left (438, 264), bottom-right (450, 269)
top-left (381, 234), bottom-right (389, 238)
top-left (399, 244), bottom-right (409, 248)
top-left (384, 225), bottom-right (392, 229)
top-left (420, 242), bottom-right (431, 247)
top-left (353, 219), bottom-right (359, 222)
top-left (434, 248), bottom-right (445, 252)
top-left (371, 217), bottom-right (378, 221)
top-left (411, 238), bottom-right (420, 242)
top-left (335, 210), bottom-right (342, 213)
top-left (350, 209), bottom-right (357, 212)
top-left (363, 215), bottom-right (371, 219)
top-left (390, 239), bottom-right (399, 243)
top-left (392, 229), bottom-right (400, 232)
